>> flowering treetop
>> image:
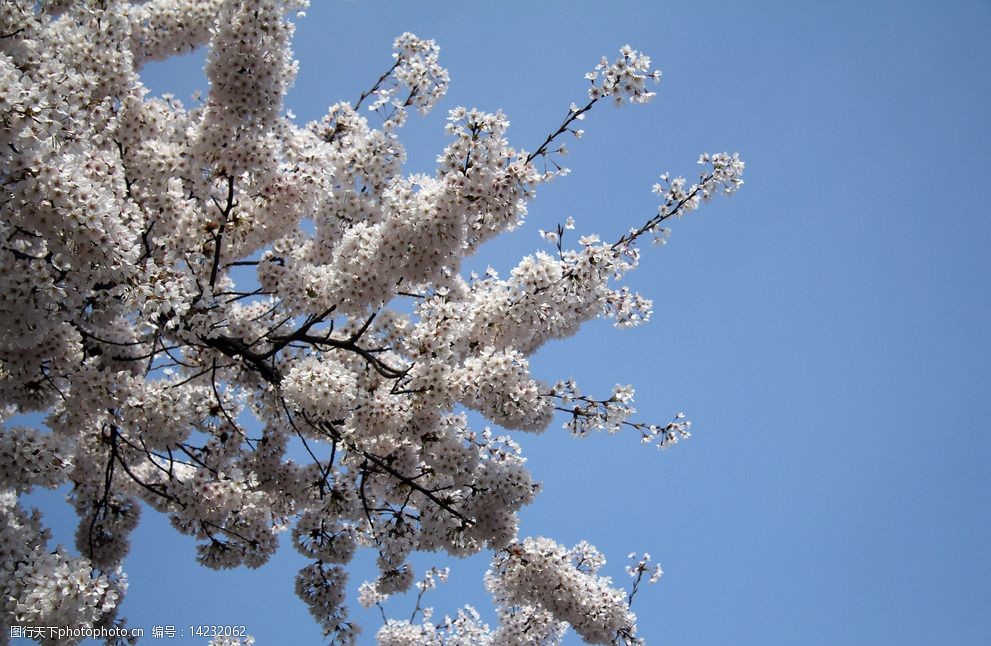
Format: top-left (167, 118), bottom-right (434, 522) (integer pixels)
top-left (0, 0), bottom-right (742, 644)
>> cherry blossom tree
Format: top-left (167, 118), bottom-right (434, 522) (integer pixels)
top-left (0, 1), bottom-right (743, 644)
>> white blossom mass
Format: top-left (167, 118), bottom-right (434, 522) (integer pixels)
top-left (0, 1), bottom-right (742, 644)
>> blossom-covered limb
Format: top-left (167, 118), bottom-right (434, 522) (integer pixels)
top-left (0, 2), bottom-right (742, 640)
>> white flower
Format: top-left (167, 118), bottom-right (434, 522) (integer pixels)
top-left (0, 6), bottom-right (740, 641)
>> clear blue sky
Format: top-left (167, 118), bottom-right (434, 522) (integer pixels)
top-left (20, 1), bottom-right (991, 644)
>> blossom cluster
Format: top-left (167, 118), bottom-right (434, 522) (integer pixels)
top-left (376, 607), bottom-right (496, 646)
top-left (0, 1), bottom-right (742, 643)
top-left (366, 32), bottom-right (449, 129)
top-left (1, 492), bottom-right (126, 642)
top-left (586, 44), bottom-right (661, 105)
top-left (208, 635), bottom-right (256, 646)
top-left (488, 537), bottom-right (639, 645)
top-left (369, 545), bottom-right (666, 646)
top-left (548, 380), bottom-right (640, 436)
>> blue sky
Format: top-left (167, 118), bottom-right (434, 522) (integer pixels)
top-left (18, 1), bottom-right (991, 644)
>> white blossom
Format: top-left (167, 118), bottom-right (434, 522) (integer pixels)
top-left (0, 2), bottom-right (742, 642)
top-left (488, 537), bottom-right (639, 645)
